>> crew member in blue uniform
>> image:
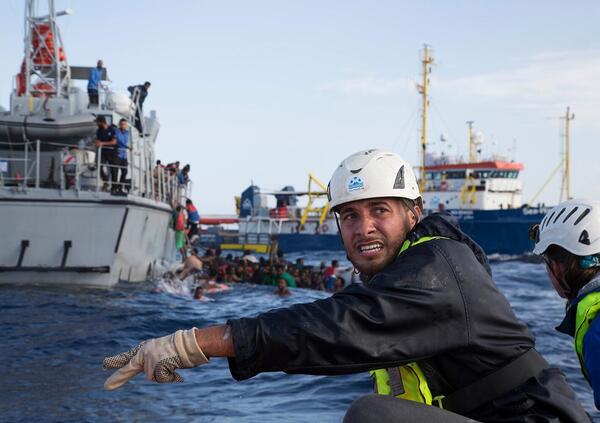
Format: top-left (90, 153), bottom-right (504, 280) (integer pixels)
top-left (94, 116), bottom-right (118, 192)
top-left (102, 150), bottom-right (590, 422)
top-left (87, 60), bottom-right (103, 107)
top-left (114, 118), bottom-right (129, 194)
top-left (531, 198), bottom-right (600, 410)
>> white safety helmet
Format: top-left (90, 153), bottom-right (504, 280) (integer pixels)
top-left (531, 198), bottom-right (600, 256)
top-left (327, 149), bottom-right (421, 211)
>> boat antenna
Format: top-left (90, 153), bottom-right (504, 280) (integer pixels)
top-left (22, 0), bottom-right (72, 102)
top-left (560, 106), bottom-right (575, 201)
top-left (417, 44), bottom-right (434, 191)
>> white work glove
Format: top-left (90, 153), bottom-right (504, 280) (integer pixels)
top-left (103, 328), bottom-right (209, 390)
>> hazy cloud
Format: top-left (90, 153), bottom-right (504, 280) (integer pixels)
top-left (322, 50), bottom-right (600, 121)
top-left (320, 75), bottom-right (413, 95)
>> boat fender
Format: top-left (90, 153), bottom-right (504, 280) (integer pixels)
top-left (321, 223), bottom-right (329, 233)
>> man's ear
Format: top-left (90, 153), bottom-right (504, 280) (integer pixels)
top-left (413, 205), bottom-right (422, 224)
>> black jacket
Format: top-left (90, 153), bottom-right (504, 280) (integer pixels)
top-left (228, 214), bottom-right (589, 422)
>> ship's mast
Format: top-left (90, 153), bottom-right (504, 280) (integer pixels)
top-left (466, 120), bottom-right (474, 163)
top-left (560, 106), bottom-right (575, 201)
top-left (418, 45), bottom-right (434, 191)
top-left (23, 0), bottom-right (71, 99)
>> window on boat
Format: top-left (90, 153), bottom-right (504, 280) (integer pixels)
top-left (443, 170), bottom-right (466, 179)
top-left (488, 170), bottom-right (520, 179)
top-left (472, 170), bottom-right (490, 179)
top-left (426, 171), bottom-right (441, 180)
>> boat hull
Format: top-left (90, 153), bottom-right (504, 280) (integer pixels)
top-left (447, 207), bottom-right (546, 256)
top-left (0, 190), bottom-right (175, 288)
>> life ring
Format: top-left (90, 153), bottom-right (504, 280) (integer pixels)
top-left (321, 223), bottom-right (329, 233)
top-left (440, 180), bottom-right (449, 191)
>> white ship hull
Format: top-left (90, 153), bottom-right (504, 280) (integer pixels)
top-left (0, 189), bottom-right (174, 288)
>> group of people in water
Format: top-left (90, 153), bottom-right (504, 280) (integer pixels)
top-left (170, 246), bottom-right (351, 300)
top-left (104, 149), bottom-right (600, 422)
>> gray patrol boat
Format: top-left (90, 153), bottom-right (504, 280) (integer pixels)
top-left (0, 0), bottom-right (183, 287)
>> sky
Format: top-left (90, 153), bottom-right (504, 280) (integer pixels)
top-left (1, 0), bottom-right (599, 214)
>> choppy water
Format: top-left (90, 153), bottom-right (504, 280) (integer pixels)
top-left (1, 253), bottom-right (598, 422)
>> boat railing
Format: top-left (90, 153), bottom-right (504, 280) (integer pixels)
top-left (0, 139), bottom-right (185, 206)
top-left (0, 140), bottom-right (38, 188)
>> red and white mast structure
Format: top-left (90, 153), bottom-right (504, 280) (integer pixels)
top-left (19, 0), bottom-right (71, 99)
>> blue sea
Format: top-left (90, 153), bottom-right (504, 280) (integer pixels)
top-left (0, 253), bottom-right (598, 422)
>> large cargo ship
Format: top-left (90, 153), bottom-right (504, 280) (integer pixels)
top-left (0, 0), bottom-right (182, 287)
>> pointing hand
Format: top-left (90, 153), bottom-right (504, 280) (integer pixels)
top-left (103, 328), bottom-right (208, 390)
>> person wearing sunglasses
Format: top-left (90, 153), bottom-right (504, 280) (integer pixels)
top-left (530, 198), bottom-right (600, 410)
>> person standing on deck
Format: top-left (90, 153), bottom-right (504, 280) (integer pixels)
top-left (94, 116), bottom-right (118, 193)
top-left (87, 60), bottom-right (103, 107)
top-left (530, 199), bottom-right (600, 411)
top-left (103, 149), bottom-right (590, 422)
top-left (113, 119), bottom-right (129, 194)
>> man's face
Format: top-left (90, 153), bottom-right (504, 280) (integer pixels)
top-left (337, 198), bottom-right (419, 278)
top-left (119, 120), bottom-right (128, 131)
top-left (97, 121), bottom-right (106, 129)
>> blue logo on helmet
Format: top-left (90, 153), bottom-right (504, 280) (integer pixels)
top-left (348, 176), bottom-right (365, 192)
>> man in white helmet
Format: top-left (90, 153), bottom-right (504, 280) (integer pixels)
top-left (530, 198), bottom-right (600, 411)
top-left (102, 150), bottom-right (589, 422)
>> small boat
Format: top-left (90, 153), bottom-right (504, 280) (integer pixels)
top-left (0, 112), bottom-right (97, 144)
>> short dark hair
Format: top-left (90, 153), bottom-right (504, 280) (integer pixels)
top-left (119, 118), bottom-right (127, 124)
top-left (156, 160), bottom-right (161, 165)
top-left (192, 248), bottom-right (199, 255)
top-left (144, 81), bottom-right (151, 87)
top-left (186, 199), bottom-right (192, 205)
top-left (96, 116), bottom-right (106, 123)
top-left (332, 260), bottom-right (339, 267)
top-left (545, 245), bottom-right (600, 300)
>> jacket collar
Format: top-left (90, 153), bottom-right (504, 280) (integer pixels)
top-left (408, 212), bottom-right (492, 276)
top-left (556, 274), bottom-right (600, 337)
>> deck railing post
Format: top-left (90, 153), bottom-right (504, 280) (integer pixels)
top-left (75, 151), bottom-right (81, 193)
top-left (59, 149), bottom-right (65, 190)
top-left (96, 146), bottom-right (101, 192)
top-left (35, 139), bottom-right (40, 189)
top-left (23, 141), bottom-right (28, 187)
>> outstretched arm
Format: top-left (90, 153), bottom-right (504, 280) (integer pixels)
top-left (195, 325), bottom-right (235, 357)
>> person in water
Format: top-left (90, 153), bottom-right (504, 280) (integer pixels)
top-left (177, 248), bottom-right (204, 281)
top-left (530, 198), bottom-right (600, 410)
top-left (102, 150), bottom-right (589, 422)
top-left (275, 277), bottom-right (291, 297)
top-left (193, 287), bottom-right (205, 301)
